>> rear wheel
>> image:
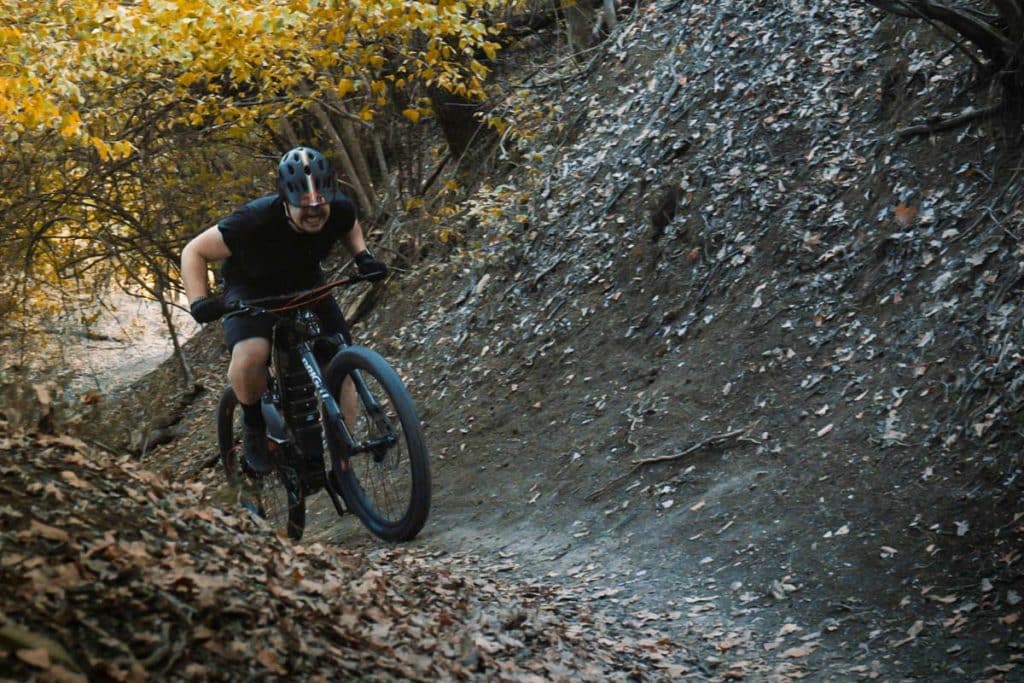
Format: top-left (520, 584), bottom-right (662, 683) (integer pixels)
top-left (324, 347), bottom-right (430, 542)
top-left (216, 386), bottom-right (305, 540)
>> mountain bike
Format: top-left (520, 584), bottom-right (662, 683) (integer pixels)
top-left (215, 277), bottom-right (431, 542)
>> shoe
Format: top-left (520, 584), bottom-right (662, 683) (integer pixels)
top-left (242, 423), bottom-right (273, 474)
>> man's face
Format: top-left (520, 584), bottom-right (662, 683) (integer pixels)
top-left (286, 201), bottom-right (331, 233)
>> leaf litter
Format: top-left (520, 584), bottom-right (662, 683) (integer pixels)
top-left (0, 423), bottom-right (687, 680)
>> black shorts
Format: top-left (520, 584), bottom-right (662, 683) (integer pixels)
top-left (221, 296), bottom-right (352, 351)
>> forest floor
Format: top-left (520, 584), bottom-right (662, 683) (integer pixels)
top-left (4, 0), bottom-right (1024, 680)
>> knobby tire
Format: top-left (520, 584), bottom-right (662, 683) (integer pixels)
top-left (216, 386), bottom-right (305, 540)
top-left (324, 346), bottom-right (431, 542)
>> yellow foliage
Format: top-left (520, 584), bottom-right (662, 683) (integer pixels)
top-left (0, 0), bottom-right (507, 152)
top-left (90, 136), bottom-right (110, 162)
top-left (1, 0), bottom-right (511, 318)
top-left (337, 78), bottom-right (355, 97)
top-left (437, 227), bottom-right (462, 244)
top-left (59, 111), bottom-right (81, 138)
top-left (485, 114), bottom-right (507, 134)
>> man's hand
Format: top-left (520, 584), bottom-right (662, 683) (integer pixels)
top-left (190, 296), bottom-right (231, 323)
top-left (355, 249), bottom-right (388, 282)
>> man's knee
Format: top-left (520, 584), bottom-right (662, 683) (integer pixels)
top-left (229, 338), bottom-right (270, 374)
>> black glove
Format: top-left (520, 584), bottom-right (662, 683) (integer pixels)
top-left (190, 296), bottom-right (231, 323)
top-left (355, 249), bottom-right (388, 282)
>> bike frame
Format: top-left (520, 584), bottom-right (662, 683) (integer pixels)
top-left (236, 280), bottom-right (393, 513)
top-left (275, 310), bottom-right (354, 454)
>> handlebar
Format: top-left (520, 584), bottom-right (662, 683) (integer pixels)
top-left (227, 275), bottom-right (369, 316)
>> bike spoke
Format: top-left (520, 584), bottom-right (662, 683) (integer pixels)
top-left (347, 376), bottom-right (412, 522)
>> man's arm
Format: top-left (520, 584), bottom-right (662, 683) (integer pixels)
top-left (343, 219), bottom-right (388, 281)
top-left (181, 225), bottom-right (232, 302)
top-left (341, 219), bottom-right (368, 257)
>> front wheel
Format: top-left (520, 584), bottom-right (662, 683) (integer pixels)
top-left (324, 346), bottom-right (430, 542)
top-left (216, 386), bottom-right (305, 540)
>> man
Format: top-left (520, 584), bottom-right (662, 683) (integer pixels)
top-left (180, 146), bottom-right (387, 473)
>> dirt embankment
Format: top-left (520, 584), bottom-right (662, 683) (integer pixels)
top-left (9, 0), bottom-right (1024, 680)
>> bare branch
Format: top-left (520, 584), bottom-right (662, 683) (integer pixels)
top-left (867, 0), bottom-right (1016, 64)
top-left (894, 102), bottom-right (1001, 137)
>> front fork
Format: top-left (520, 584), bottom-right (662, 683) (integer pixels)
top-left (296, 341), bottom-right (386, 514)
top-left (299, 341), bottom-right (386, 448)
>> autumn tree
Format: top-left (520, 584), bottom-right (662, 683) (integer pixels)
top-left (0, 0), bottom-right (507, 385)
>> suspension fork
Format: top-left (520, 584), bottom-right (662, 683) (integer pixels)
top-left (319, 334), bottom-right (384, 418)
top-left (297, 343), bottom-right (350, 452)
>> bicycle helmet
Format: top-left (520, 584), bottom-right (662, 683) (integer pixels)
top-left (277, 147), bottom-right (336, 207)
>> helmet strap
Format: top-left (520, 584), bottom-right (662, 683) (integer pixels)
top-left (283, 203), bottom-right (304, 234)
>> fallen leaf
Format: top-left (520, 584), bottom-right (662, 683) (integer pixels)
top-left (0, 622), bottom-right (79, 671)
top-left (60, 471), bottom-right (93, 490)
top-left (23, 520), bottom-right (71, 543)
top-left (35, 434), bottom-right (90, 453)
top-left (928, 594), bottom-right (958, 604)
top-left (16, 647), bottom-right (51, 669)
top-left (716, 636), bottom-right (746, 652)
top-left (47, 665), bottom-right (88, 683)
top-left (894, 203), bottom-right (917, 227)
top-left (78, 390), bottom-right (103, 407)
top-left (256, 648), bottom-right (287, 675)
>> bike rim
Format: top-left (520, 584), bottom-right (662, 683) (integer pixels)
top-left (344, 372), bottom-right (416, 526)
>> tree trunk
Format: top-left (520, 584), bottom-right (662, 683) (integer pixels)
top-left (155, 277), bottom-right (196, 390)
top-left (279, 115), bottom-right (301, 147)
top-left (323, 92), bottom-right (377, 204)
top-left (341, 117), bottom-right (376, 202)
top-left (310, 100), bottom-right (377, 218)
top-left (562, 0), bottom-right (597, 56)
top-left (991, 0), bottom-right (1024, 40)
top-left (428, 86), bottom-right (494, 165)
top-left (372, 131), bottom-right (398, 204)
top-left (601, 0), bottom-right (617, 32)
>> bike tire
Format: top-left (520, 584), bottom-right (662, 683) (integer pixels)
top-left (216, 386), bottom-right (306, 540)
top-left (324, 346), bottom-right (431, 542)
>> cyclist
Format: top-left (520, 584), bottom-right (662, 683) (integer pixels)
top-left (180, 146), bottom-right (387, 474)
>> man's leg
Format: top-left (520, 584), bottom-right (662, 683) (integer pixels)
top-left (341, 376), bottom-right (358, 431)
top-left (228, 337), bottom-right (271, 405)
top-left (228, 337), bottom-right (272, 473)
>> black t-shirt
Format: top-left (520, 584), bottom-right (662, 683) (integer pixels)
top-left (217, 194), bottom-right (356, 298)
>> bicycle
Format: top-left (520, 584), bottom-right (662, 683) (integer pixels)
top-left (215, 276), bottom-right (431, 542)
